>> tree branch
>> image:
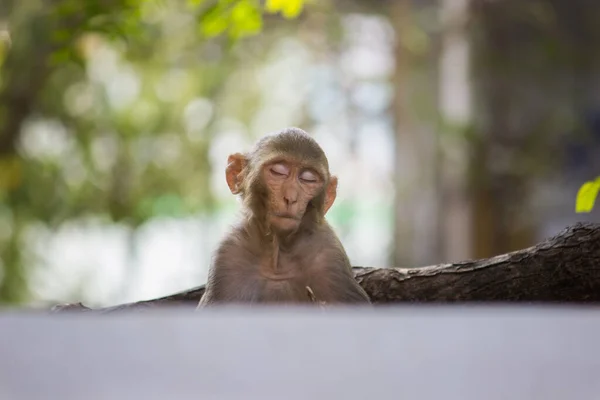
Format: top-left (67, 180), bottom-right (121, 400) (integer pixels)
top-left (51, 222), bottom-right (600, 313)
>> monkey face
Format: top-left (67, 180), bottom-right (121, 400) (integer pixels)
top-left (225, 129), bottom-right (339, 236)
top-left (262, 160), bottom-right (324, 233)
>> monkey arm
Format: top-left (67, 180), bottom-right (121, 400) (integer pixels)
top-left (199, 263), bottom-right (264, 305)
top-left (306, 249), bottom-right (372, 304)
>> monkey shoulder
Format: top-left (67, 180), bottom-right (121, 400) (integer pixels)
top-left (202, 227), bottom-right (264, 303)
top-left (299, 225), bottom-right (370, 303)
top-left (299, 224), bottom-right (352, 272)
top-left (211, 227), bottom-right (261, 275)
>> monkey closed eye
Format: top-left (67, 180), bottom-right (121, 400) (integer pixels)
top-left (299, 170), bottom-right (319, 183)
top-left (270, 163), bottom-right (290, 177)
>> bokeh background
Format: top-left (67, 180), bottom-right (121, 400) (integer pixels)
top-left (0, 0), bottom-right (599, 308)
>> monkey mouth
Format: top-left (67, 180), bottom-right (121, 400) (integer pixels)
top-left (272, 213), bottom-right (300, 221)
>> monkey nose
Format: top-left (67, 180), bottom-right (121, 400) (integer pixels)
top-left (283, 191), bottom-right (298, 205)
top-left (284, 195), bottom-right (297, 205)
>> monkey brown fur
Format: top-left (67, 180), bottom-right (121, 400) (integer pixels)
top-left (198, 127), bottom-right (371, 306)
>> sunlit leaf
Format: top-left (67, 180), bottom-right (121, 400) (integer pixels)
top-left (265, 0), bottom-right (304, 19)
top-left (281, 0), bottom-right (304, 19)
top-left (264, 0), bottom-right (285, 13)
top-left (575, 178), bottom-right (600, 213)
top-left (199, 3), bottom-right (231, 37)
top-left (230, 0), bottom-right (263, 38)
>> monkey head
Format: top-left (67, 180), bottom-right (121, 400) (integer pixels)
top-left (225, 127), bottom-right (338, 235)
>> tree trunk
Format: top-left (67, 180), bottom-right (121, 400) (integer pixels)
top-left (51, 222), bottom-right (600, 313)
top-left (438, 0), bottom-right (474, 263)
top-left (390, 0), bottom-right (442, 267)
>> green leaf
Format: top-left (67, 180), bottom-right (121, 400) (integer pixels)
top-left (199, 3), bottom-right (231, 37)
top-left (48, 48), bottom-right (71, 66)
top-left (575, 178), bottom-right (600, 213)
top-left (265, 0), bottom-right (304, 19)
top-left (51, 29), bottom-right (72, 44)
top-left (281, 0), bottom-right (304, 19)
top-left (230, 0), bottom-right (262, 38)
top-left (264, 0), bottom-right (284, 13)
top-left (55, 0), bottom-right (80, 17)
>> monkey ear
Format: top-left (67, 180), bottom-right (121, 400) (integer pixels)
top-left (323, 176), bottom-right (338, 215)
top-left (226, 153), bottom-right (247, 194)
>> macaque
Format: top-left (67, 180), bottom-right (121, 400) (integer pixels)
top-left (198, 127), bottom-right (371, 306)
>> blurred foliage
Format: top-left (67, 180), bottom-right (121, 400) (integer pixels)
top-left (2, 0), bottom-right (598, 306)
top-left (0, 0), bottom-right (306, 304)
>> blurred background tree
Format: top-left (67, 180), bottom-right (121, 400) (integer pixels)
top-left (1, 0), bottom-right (598, 308)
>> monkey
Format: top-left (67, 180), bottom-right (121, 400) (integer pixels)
top-left (197, 127), bottom-right (371, 307)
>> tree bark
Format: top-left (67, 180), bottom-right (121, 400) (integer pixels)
top-left (51, 222), bottom-right (600, 313)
